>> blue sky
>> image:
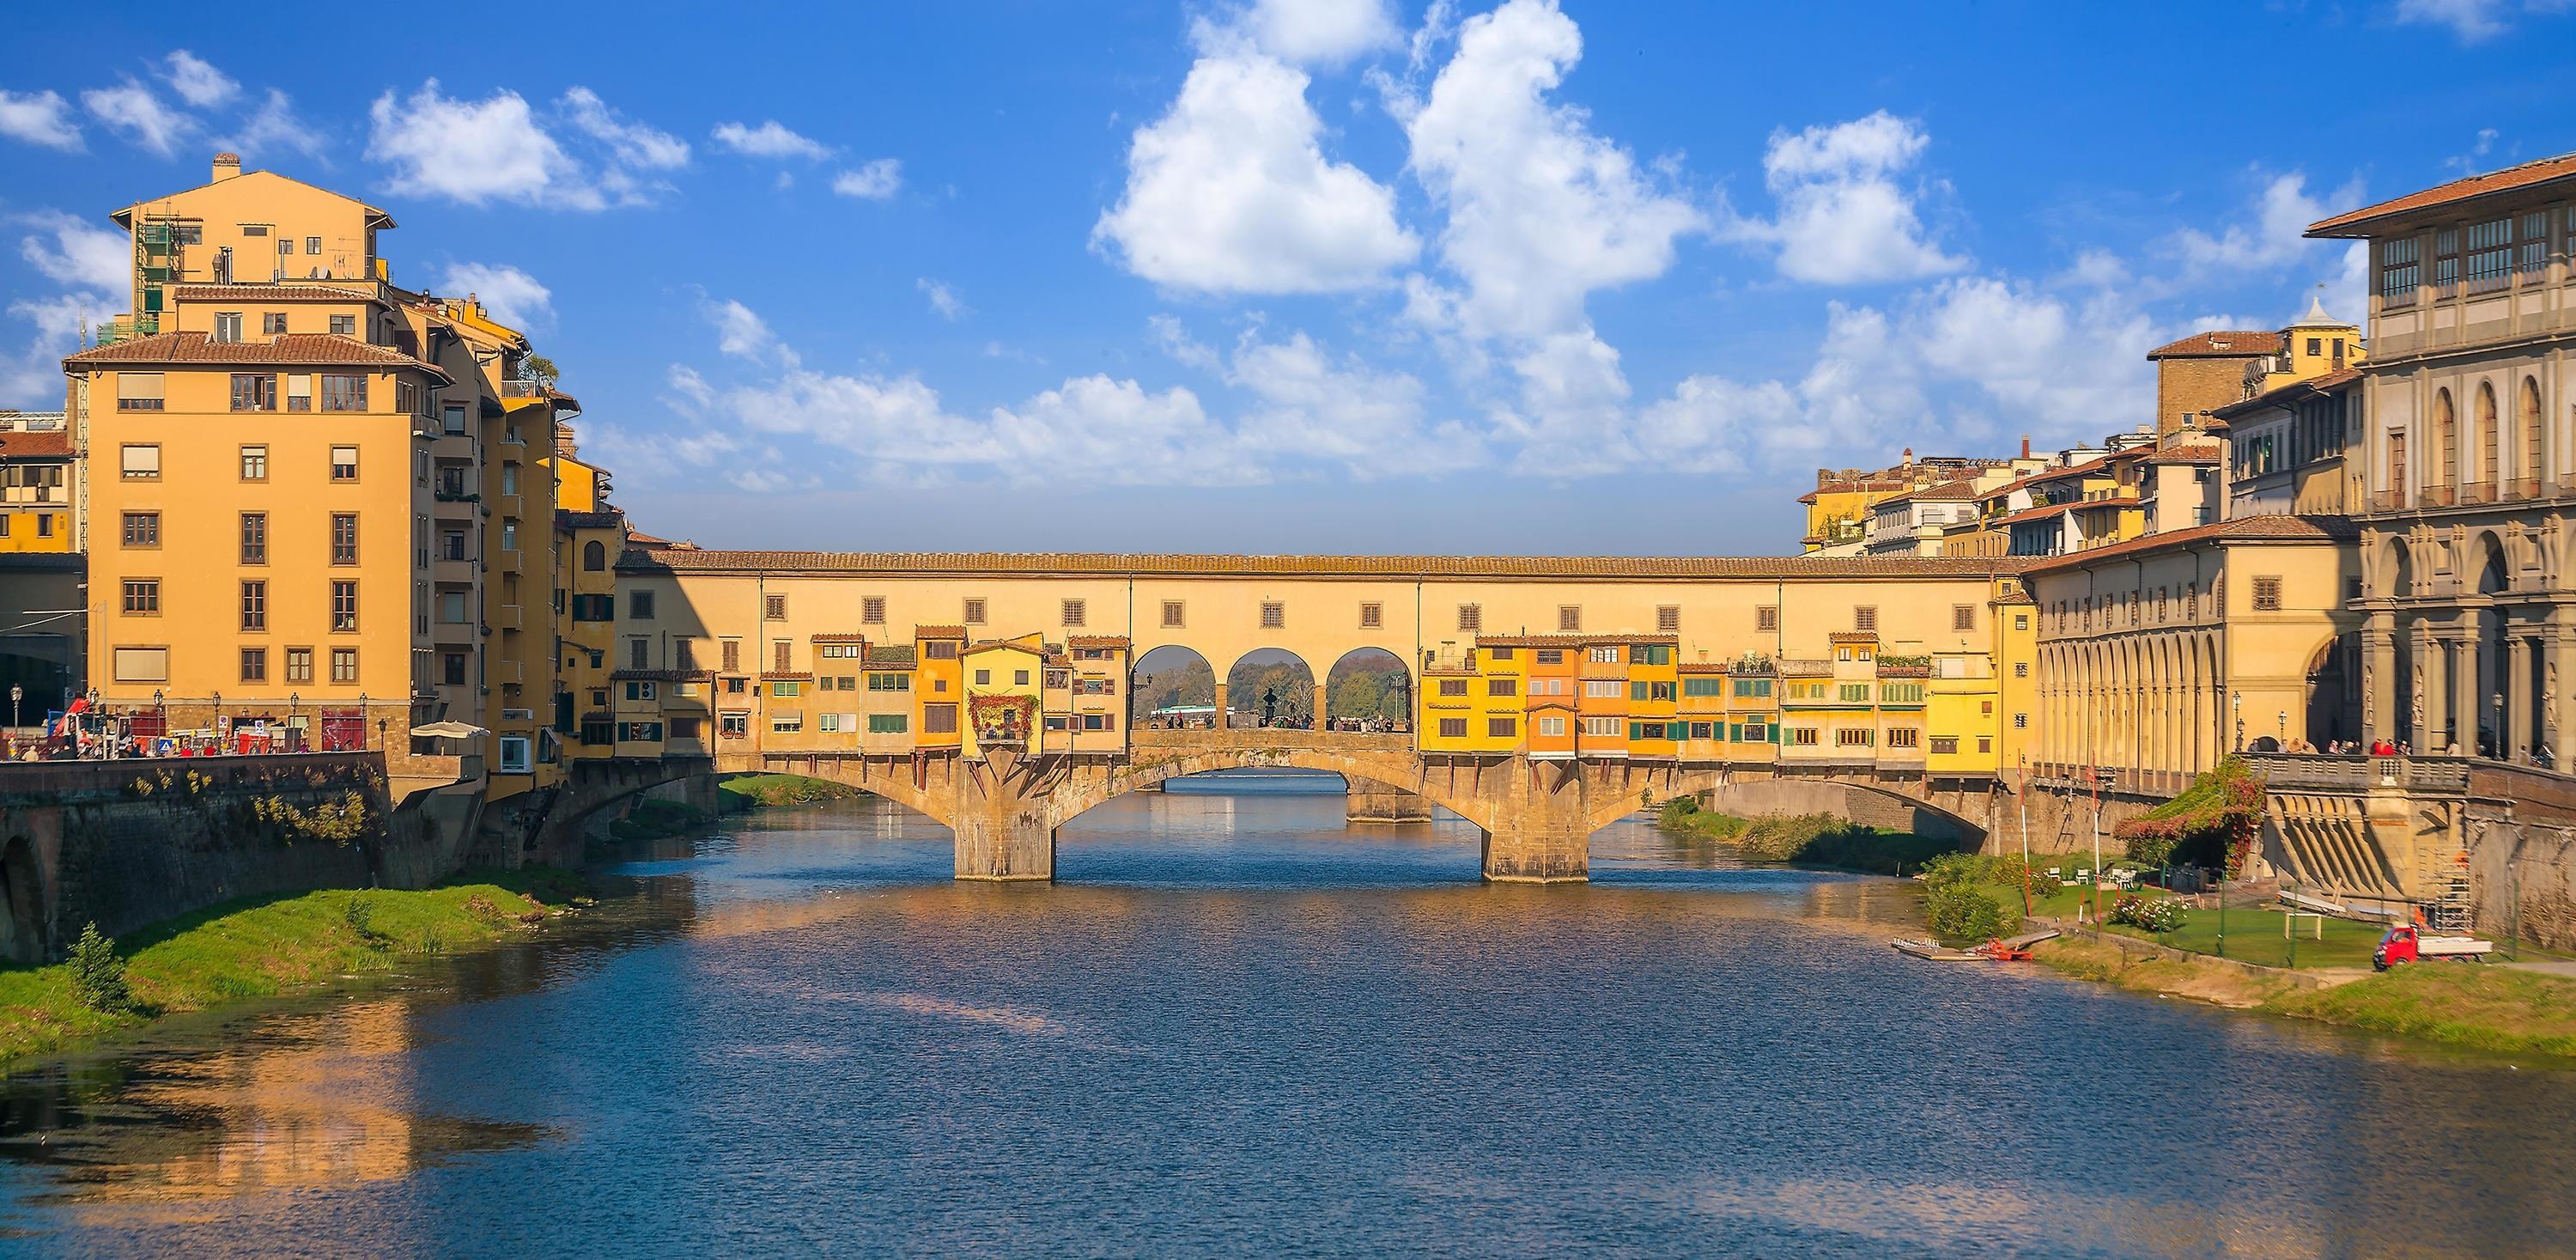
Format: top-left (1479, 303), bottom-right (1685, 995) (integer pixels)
top-left (4, 0), bottom-right (2571, 554)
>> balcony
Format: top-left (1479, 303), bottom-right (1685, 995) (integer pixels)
top-left (495, 604), bottom-right (523, 630)
top-left (432, 557), bottom-right (477, 585)
top-left (2458, 481), bottom-right (2495, 506)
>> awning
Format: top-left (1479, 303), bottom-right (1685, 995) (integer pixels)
top-left (411, 721), bottom-right (489, 739)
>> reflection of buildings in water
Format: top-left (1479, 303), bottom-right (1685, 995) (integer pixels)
top-left (49, 999), bottom-right (541, 1213)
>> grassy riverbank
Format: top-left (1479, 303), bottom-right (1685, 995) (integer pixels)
top-left (1655, 799), bottom-right (1956, 875)
top-left (0, 869), bottom-right (586, 1068)
top-left (718, 773), bottom-right (859, 811)
top-left (2032, 934), bottom-right (2576, 1057)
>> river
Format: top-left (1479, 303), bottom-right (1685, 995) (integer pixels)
top-left (0, 771), bottom-right (2570, 1258)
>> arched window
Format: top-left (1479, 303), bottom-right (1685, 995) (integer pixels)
top-left (2434, 388), bottom-right (2458, 490)
top-left (2476, 381), bottom-right (2500, 492)
top-left (2521, 377), bottom-right (2544, 496)
top-left (582, 539), bottom-right (606, 571)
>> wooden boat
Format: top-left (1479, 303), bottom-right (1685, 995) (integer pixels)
top-left (1891, 938), bottom-right (1986, 961)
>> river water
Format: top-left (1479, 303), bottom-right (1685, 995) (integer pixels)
top-left (0, 772), bottom-right (2571, 1258)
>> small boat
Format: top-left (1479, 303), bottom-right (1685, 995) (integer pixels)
top-left (1891, 938), bottom-right (1986, 961)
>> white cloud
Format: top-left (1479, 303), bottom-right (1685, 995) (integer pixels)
top-left (1726, 111), bottom-right (1965, 286)
top-left (712, 120), bottom-right (834, 161)
top-left (2168, 171), bottom-right (2354, 274)
top-left (562, 87), bottom-right (690, 170)
top-left (2445, 126), bottom-right (2500, 173)
top-left (17, 211), bottom-right (131, 293)
top-left (0, 89), bottom-right (82, 150)
top-left (82, 80), bottom-right (192, 156)
top-left (222, 88), bottom-right (327, 160)
top-left (440, 263), bottom-right (554, 331)
top-left (664, 364), bottom-right (715, 414)
top-left (0, 291), bottom-right (110, 408)
top-left (368, 81), bottom-right (585, 208)
top-left (1227, 326), bottom-right (1478, 474)
top-left (916, 278), bottom-right (968, 321)
top-left (1094, 52), bottom-right (1416, 294)
top-left (2396, 0), bottom-right (2509, 40)
top-left (833, 158), bottom-right (903, 200)
top-left (1232, 0), bottom-right (1401, 65)
top-left (703, 297), bottom-right (783, 362)
top-left (161, 51), bottom-right (239, 109)
top-left (1394, 0), bottom-right (1701, 340)
top-left (1148, 313), bottom-right (1222, 371)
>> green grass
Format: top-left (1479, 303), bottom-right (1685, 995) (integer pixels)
top-left (2270, 964), bottom-right (2576, 1056)
top-left (1654, 800), bottom-right (1956, 875)
top-left (715, 773), bottom-right (857, 811)
top-left (0, 870), bottom-right (582, 1068)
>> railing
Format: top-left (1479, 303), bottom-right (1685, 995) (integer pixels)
top-left (501, 380), bottom-right (546, 398)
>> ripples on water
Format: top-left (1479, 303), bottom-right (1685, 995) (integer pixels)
top-left (0, 770), bottom-right (2571, 1258)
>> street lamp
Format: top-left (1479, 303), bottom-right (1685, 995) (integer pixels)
top-left (2232, 691), bottom-right (2244, 752)
top-left (2492, 692), bottom-right (2505, 760)
top-left (2277, 709), bottom-right (2287, 747)
top-left (289, 691), bottom-right (301, 752)
top-left (359, 692), bottom-right (369, 751)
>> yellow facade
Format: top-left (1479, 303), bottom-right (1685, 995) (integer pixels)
top-left (0, 414), bottom-right (76, 553)
top-left (963, 635), bottom-right (1045, 758)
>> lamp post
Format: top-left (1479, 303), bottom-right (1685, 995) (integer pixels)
top-left (2277, 709), bottom-right (2287, 749)
top-left (89, 687), bottom-right (107, 760)
top-left (2232, 691), bottom-right (2244, 752)
top-left (9, 683), bottom-right (19, 740)
top-left (289, 691), bottom-right (301, 752)
top-left (359, 692), bottom-right (370, 751)
top-left (2492, 691), bottom-right (2505, 760)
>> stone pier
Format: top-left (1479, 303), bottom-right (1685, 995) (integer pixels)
top-left (1346, 777), bottom-right (1433, 823)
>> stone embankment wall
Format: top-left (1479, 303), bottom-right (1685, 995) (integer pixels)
top-left (2464, 766), bottom-right (2576, 951)
top-left (0, 753), bottom-right (485, 963)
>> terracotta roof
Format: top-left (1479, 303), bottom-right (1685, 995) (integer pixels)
top-left (1676, 663), bottom-right (1725, 673)
top-left (168, 283), bottom-right (380, 305)
top-left (61, 332), bottom-right (451, 381)
top-left (2022, 514), bottom-right (2360, 575)
top-left (611, 668), bottom-right (705, 682)
top-left (914, 624), bottom-right (969, 638)
top-left (810, 632), bottom-right (867, 643)
top-left (2140, 447), bottom-right (2222, 466)
top-left (1828, 631), bottom-right (1880, 643)
top-left (2146, 331), bottom-right (2282, 360)
top-left (758, 672), bottom-right (814, 681)
top-left (0, 428), bottom-right (72, 459)
top-left (2308, 152), bottom-right (2576, 236)
top-left (1906, 479), bottom-right (1984, 502)
top-left (864, 646), bottom-right (916, 667)
top-left (2208, 368), bottom-right (2366, 422)
top-left (619, 550), bottom-right (2038, 580)
top-left (1066, 635), bottom-right (1132, 649)
top-left (1474, 633), bottom-right (1677, 648)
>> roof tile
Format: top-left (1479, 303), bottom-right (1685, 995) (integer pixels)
top-left (2308, 152), bottom-right (2576, 235)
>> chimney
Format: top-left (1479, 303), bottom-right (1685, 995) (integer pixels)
top-left (2020, 435), bottom-right (2031, 459)
top-left (211, 152), bottom-right (241, 182)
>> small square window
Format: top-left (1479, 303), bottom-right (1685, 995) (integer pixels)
top-left (1162, 600), bottom-right (1185, 628)
top-left (1854, 606), bottom-right (1879, 632)
top-left (1359, 602), bottom-right (1382, 630)
top-left (963, 598), bottom-right (987, 625)
top-left (862, 596), bottom-right (886, 624)
top-left (1756, 606), bottom-right (1778, 632)
top-left (329, 313), bottom-right (356, 337)
top-left (1457, 604), bottom-right (1482, 633)
top-left (1656, 606), bottom-right (1680, 633)
top-left (1061, 599), bottom-right (1085, 627)
top-left (1261, 601), bottom-right (1285, 629)
top-left (1558, 606), bottom-right (1581, 632)
top-left (765, 594), bottom-right (788, 620)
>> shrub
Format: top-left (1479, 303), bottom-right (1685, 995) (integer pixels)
top-left (2109, 893), bottom-right (2186, 934)
top-left (1924, 883), bottom-right (2020, 947)
top-left (68, 922), bottom-right (134, 1013)
top-left (343, 893), bottom-right (376, 940)
top-left (1919, 852), bottom-right (1991, 893)
top-left (2114, 758), bottom-right (2264, 876)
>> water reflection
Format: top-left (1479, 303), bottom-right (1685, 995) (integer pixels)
top-left (0, 773), bottom-right (2567, 1257)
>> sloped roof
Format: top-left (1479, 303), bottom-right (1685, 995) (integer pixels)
top-left (2021, 514), bottom-right (2360, 575)
top-left (62, 332), bottom-right (449, 381)
top-left (2208, 368), bottom-right (2366, 422)
top-left (2147, 331), bottom-right (2283, 360)
top-left (111, 167), bottom-right (396, 229)
top-left (618, 550), bottom-right (2038, 580)
top-left (2308, 152), bottom-right (2576, 236)
top-left (0, 428), bottom-right (72, 459)
top-left (169, 283), bottom-right (381, 305)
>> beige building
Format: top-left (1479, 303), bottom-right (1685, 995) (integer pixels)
top-left (2309, 154), bottom-right (2576, 758)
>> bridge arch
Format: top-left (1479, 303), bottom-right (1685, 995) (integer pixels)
top-left (1323, 647), bottom-right (1411, 731)
top-left (1130, 643), bottom-right (1218, 728)
top-left (1223, 647), bottom-right (1318, 729)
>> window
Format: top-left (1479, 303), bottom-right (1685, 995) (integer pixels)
top-left (1487, 717), bottom-right (1517, 739)
top-left (437, 591), bottom-right (470, 624)
top-left (820, 643), bottom-right (864, 659)
top-left (1854, 606), bottom-right (1878, 631)
top-left (115, 372), bottom-right (164, 410)
top-left (331, 514), bottom-right (358, 564)
top-left (2251, 576), bottom-right (2282, 611)
top-left (774, 641), bottom-right (793, 671)
top-left (329, 313), bottom-right (357, 337)
top-left (1438, 718), bottom-right (1469, 739)
top-left (863, 596), bottom-right (886, 624)
top-left (1537, 715), bottom-right (1567, 738)
top-left (1580, 716), bottom-right (1622, 738)
top-left (1930, 736), bottom-right (1959, 755)
top-left (1756, 606), bottom-right (1778, 632)
top-left (494, 736), bottom-right (532, 775)
top-left (230, 374), bottom-right (276, 411)
top-left (320, 444), bottom-right (358, 482)
top-left (286, 648), bottom-right (313, 683)
top-left (721, 640), bottom-right (742, 672)
top-left (924, 704), bottom-right (958, 734)
top-left (1456, 605), bottom-right (1482, 633)
top-left (319, 374), bottom-right (368, 411)
top-left (112, 646), bottom-right (169, 682)
top-left (868, 673), bottom-right (912, 691)
top-left (923, 640), bottom-right (958, 660)
top-left (1359, 602), bottom-right (1382, 630)
top-left (1588, 646), bottom-right (1619, 664)
top-left (1835, 727), bottom-right (1874, 747)
top-left (121, 512), bottom-right (159, 547)
top-left (1881, 683), bottom-right (1924, 704)
top-left (1583, 679), bottom-right (1622, 697)
top-left (1261, 600), bottom-right (1285, 629)
top-left (120, 444), bottom-right (161, 480)
top-left (719, 713), bottom-right (751, 739)
top-left (214, 312), bottom-right (243, 343)
top-left (122, 579), bottom-right (159, 614)
top-left (442, 405), bottom-right (468, 436)
top-left (623, 721), bottom-right (668, 742)
top-left (1839, 683), bottom-right (1869, 703)
top-left (1887, 727), bottom-right (1920, 749)
top-left (1487, 647), bottom-right (1514, 661)
top-left (1558, 606), bottom-right (1582, 632)
top-left (1534, 648), bottom-right (1563, 665)
top-left (331, 581), bottom-right (358, 631)
top-left (240, 581), bottom-right (267, 630)
top-left (240, 512), bottom-right (268, 563)
top-left (1656, 606), bottom-right (1680, 633)
top-left (442, 653), bottom-right (468, 685)
top-left (630, 590), bottom-right (657, 619)
top-left (1158, 600), bottom-right (1186, 629)
top-left (1061, 599), bottom-right (1085, 627)
top-left (868, 714), bottom-right (908, 733)
top-left (238, 445), bottom-right (269, 481)
top-left (2013, 714), bottom-right (2028, 729)
top-left (2014, 612), bottom-right (2029, 630)
top-left (261, 312), bottom-right (288, 336)
top-left (1731, 679), bottom-right (1772, 699)
top-left (331, 647), bottom-right (358, 683)
top-left (1012, 669), bottom-right (1030, 686)
top-left (771, 680), bottom-right (803, 697)
top-left (1952, 605), bottom-right (1975, 632)
top-left (963, 598), bottom-right (987, 625)
top-left (2014, 662), bottom-right (2029, 678)
top-left (765, 594), bottom-right (787, 620)
top-left (2466, 218), bottom-right (2512, 293)
top-left (1438, 678), bottom-right (1469, 697)
top-left (1488, 678), bottom-right (1517, 697)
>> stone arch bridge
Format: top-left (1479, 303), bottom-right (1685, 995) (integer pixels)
top-left (726, 729), bottom-right (1997, 881)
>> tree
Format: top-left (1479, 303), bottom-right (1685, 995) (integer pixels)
top-left (520, 354), bottom-right (560, 388)
top-left (69, 922), bottom-right (133, 1013)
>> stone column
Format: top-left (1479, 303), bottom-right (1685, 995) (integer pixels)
top-left (2548, 609), bottom-right (2576, 761)
top-left (1479, 758), bottom-right (1595, 882)
top-left (2509, 630), bottom-right (2536, 758)
top-left (2363, 612), bottom-right (2398, 743)
top-left (1310, 677), bottom-right (1327, 732)
top-left (2415, 621), bottom-right (2443, 749)
top-left (2454, 612), bottom-right (2488, 755)
top-left (951, 764), bottom-right (1054, 880)
top-left (1346, 776), bottom-right (1433, 822)
top-left (1212, 681), bottom-right (1229, 731)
